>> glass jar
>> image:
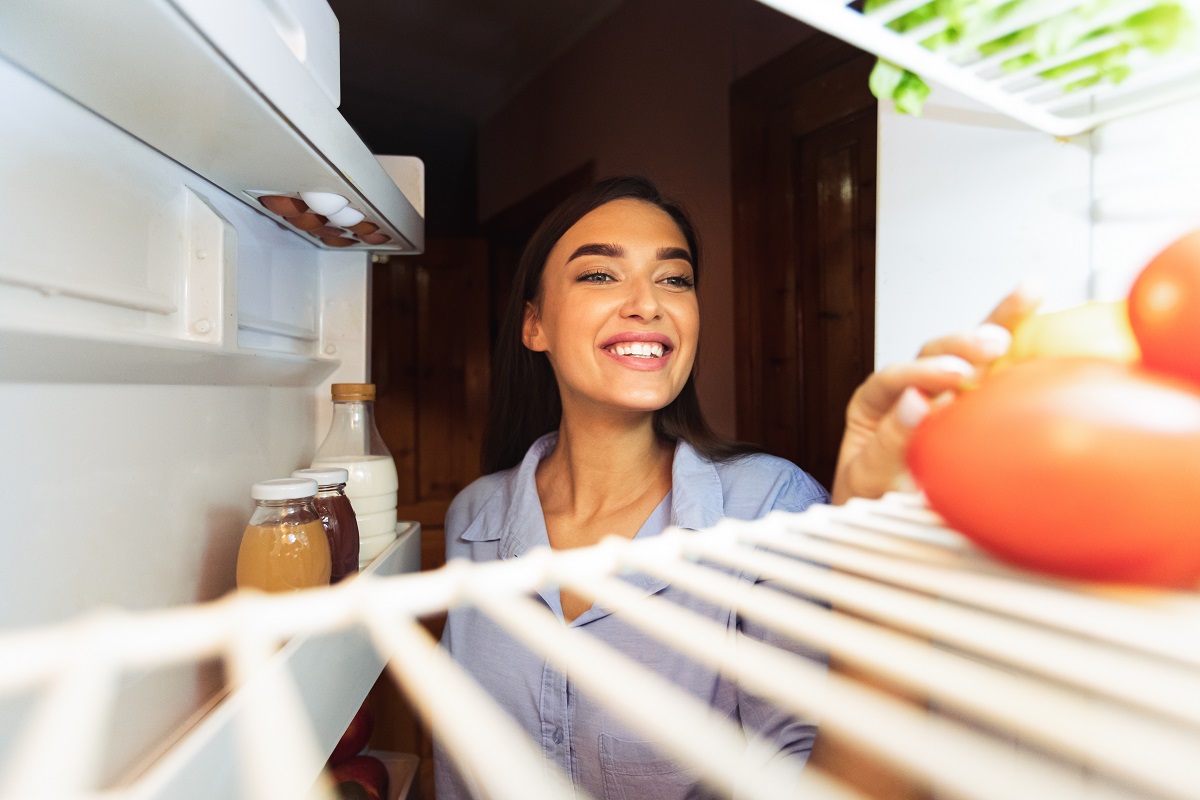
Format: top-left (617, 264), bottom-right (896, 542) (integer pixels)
top-left (311, 384), bottom-right (399, 546)
top-left (236, 478), bottom-right (331, 591)
top-left (292, 467), bottom-right (360, 582)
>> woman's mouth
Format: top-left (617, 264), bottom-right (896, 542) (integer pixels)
top-left (605, 342), bottom-right (665, 359)
top-left (598, 334), bottom-right (675, 370)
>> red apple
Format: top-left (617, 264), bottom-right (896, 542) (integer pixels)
top-left (329, 703), bottom-right (374, 767)
top-left (332, 755), bottom-right (389, 800)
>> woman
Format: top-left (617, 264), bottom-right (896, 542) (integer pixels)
top-left (435, 176), bottom-right (1027, 799)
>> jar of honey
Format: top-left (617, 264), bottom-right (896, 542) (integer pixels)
top-left (236, 478), bottom-right (331, 592)
top-left (292, 467), bottom-right (360, 583)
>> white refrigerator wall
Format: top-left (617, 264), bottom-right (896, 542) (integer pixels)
top-left (0, 54), bottom-right (369, 783)
top-left (876, 89), bottom-right (1200, 369)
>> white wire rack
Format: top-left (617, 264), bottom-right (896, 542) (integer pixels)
top-left (755, 0), bottom-right (1200, 136)
top-left (3, 492), bottom-right (1200, 800)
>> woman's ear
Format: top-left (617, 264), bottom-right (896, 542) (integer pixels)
top-left (522, 301), bottom-right (548, 352)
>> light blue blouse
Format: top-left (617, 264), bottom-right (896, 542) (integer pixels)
top-left (435, 432), bottom-right (830, 800)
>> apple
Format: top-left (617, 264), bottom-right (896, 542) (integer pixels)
top-left (332, 755), bottom-right (390, 800)
top-left (329, 703), bottom-right (374, 767)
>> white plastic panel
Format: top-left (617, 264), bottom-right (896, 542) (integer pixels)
top-left (874, 88), bottom-right (1093, 369)
top-left (1090, 92), bottom-right (1200, 298)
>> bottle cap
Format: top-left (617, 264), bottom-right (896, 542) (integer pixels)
top-left (251, 478), bottom-right (318, 501)
top-left (292, 467), bottom-right (350, 487)
top-left (331, 383), bottom-right (376, 401)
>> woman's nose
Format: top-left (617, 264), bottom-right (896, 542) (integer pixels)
top-left (619, 277), bottom-right (663, 320)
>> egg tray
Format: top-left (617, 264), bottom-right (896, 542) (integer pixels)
top-left (247, 191), bottom-right (394, 249)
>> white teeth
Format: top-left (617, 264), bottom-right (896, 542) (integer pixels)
top-left (607, 342), bottom-right (666, 358)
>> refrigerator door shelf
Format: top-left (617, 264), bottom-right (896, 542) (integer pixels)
top-left (126, 523), bottom-right (421, 800)
top-left (0, 0), bottom-right (424, 254)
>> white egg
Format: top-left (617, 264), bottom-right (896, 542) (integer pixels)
top-left (326, 206), bottom-right (366, 227)
top-left (299, 191), bottom-right (349, 216)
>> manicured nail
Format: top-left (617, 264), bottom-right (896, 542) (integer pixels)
top-left (929, 354), bottom-right (975, 377)
top-left (896, 387), bottom-right (930, 428)
top-left (1013, 276), bottom-right (1046, 305)
top-left (974, 323), bottom-right (1012, 359)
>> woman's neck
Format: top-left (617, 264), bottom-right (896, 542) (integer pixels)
top-left (537, 406), bottom-right (673, 521)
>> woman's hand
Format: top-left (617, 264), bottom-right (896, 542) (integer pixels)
top-left (829, 287), bottom-right (1041, 505)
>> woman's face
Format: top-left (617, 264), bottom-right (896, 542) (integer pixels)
top-left (524, 198), bottom-right (699, 416)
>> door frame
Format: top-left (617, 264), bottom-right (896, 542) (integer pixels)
top-left (730, 34), bottom-right (877, 451)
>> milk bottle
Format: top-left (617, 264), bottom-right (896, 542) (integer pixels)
top-left (311, 383), bottom-right (399, 565)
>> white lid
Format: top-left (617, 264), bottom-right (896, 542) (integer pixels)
top-left (251, 478), bottom-right (318, 501)
top-left (292, 467), bottom-right (349, 486)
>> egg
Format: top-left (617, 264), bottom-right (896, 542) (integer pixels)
top-left (300, 191), bottom-right (349, 216)
top-left (326, 207), bottom-right (365, 227)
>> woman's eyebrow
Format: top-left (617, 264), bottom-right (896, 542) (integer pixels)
top-left (657, 246), bottom-right (693, 264)
top-left (567, 243), bottom-right (624, 262)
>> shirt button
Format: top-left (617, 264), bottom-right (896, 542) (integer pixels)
top-left (553, 727), bottom-right (564, 744)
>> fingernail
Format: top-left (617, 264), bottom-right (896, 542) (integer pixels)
top-left (1014, 276), bottom-right (1046, 305)
top-left (974, 323), bottom-right (1012, 359)
top-left (896, 387), bottom-right (930, 428)
top-left (929, 354), bottom-right (975, 377)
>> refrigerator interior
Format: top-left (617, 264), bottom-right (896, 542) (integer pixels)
top-left (3, 0), bottom-right (1200, 798)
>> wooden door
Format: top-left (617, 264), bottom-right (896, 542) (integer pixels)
top-left (368, 237), bottom-right (490, 798)
top-left (732, 38), bottom-right (877, 493)
top-left (372, 237), bottom-right (491, 576)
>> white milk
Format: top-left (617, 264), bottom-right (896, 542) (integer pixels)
top-left (309, 455), bottom-right (398, 538)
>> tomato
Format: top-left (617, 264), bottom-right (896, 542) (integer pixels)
top-left (907, 358), bottom-right (1200, 587)
top-left (991, 300), bottom-right (1139, 372)
top-left (1128, 229), bottom-right (1200, 385)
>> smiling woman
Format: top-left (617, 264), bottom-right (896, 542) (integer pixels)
top-left (432, 175), bottom-right (1028, 799)
top-left (434, 176), bottom-right (832, 800)
top-left (484, 177), bottom-right (758, 475)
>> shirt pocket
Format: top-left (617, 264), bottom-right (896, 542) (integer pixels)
top-left (598, 733), bottom-right (714, 800)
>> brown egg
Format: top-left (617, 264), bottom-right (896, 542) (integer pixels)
top-left (259, 195), bottom-right (308, 217)
top-left (360, 233), bottom-right (391, 245)
top-left (348, 221), bottom-right (379, 236)
top-left (320, 236), bottom-right (357, 248)
top-left (313, 225), bottom-right (345, 238)
top-left (288, 213), bottom-right (327, 231)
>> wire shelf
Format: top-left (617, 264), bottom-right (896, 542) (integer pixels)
top-left (2, 494), bottom-right (1199, 799)
top-left (755, 0), bottom-right (1200, 136)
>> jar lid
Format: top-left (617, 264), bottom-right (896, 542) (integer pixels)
top-left (251, 478), bottom-right (318, 501)
top-left (292, 467), bottom-right (349, 487)
top-left (331, 383), bottom-right (375, 401)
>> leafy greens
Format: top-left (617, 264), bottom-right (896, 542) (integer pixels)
top-left (864, 0), bottom-right (1195, 116)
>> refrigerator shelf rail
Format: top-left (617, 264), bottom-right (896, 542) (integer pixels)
top-left (2, 494), bottom-right (1199, 800)
top-left (756, 0), bottom-right (1200, 136)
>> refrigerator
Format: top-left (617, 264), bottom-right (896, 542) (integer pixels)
top-left (2, 1), bottom-right (1200, 799)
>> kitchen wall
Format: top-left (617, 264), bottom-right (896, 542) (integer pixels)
top-left (476, 0), bottom-right (817, 438)
top-left (875, 86), bottom-right (1200, 369)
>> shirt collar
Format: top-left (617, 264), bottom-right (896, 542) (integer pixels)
top-left (667, 438), bottom-right (725, 531)
top-left (459, 432), bottom-right (557, 559)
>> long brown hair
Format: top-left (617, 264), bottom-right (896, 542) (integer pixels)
top-left (483, 175), bottom-right (758, 474)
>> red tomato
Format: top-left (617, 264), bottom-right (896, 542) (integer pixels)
top-left (1128, 229), bottom-right (1200, 385)
top-left (907, 358), bottom-right (1200, 587)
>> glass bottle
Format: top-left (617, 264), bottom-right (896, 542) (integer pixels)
top-left (236, 478), bottom-right (331, 591)
top-left (311, 384), bottom-right (398, 553)
top-left (292, 467), bottom-right (360, 582)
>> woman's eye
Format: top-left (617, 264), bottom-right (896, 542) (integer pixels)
top-left (662, 275), bottom-right (695, 289)
top-left (578, 271), bottom-right (614, 283)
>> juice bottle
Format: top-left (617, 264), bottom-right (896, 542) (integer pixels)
top-left (311, 384), bottom-right (399, 548)
top-left (292, 467), bottom-right (360, 582)
top-left (236, 478), bottom-right (331, 592)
